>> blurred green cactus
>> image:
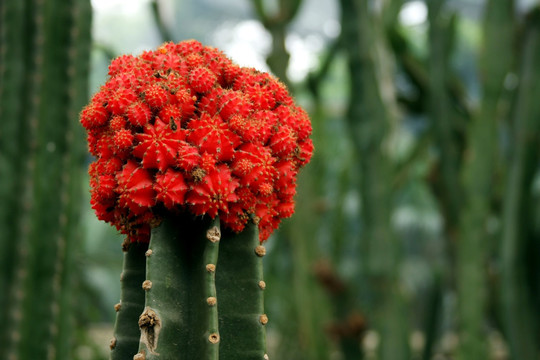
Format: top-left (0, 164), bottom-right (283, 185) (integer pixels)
top-left (0, 0), bottom-right (92, 359)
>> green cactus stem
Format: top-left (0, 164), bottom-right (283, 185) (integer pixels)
top-left (216, 221), bottom-right (268, 360)
top-left (456, 1), bottom-right (515, 359)
top-left (110, 242), bottom-right (148, 360)
top-left (52, 0), bottom-right (92, 357)
top-left (500, 7), bottom-right (540, 359)
top-left (339, 0), bottom-right (409, 359)
top-left (136, 214), bottom-right (221, 359)
top-left (0, 0), bottom-right (91, 358)
top-left (0, 0), bottom-right (31, 351)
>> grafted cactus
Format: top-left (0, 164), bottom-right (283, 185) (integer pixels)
top-left (80, 40), bottom-right (313, 359)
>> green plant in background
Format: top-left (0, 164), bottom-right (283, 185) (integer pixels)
top-left (80, 40), bottom-right (313, 358)
top-left (0, 0), bottom-right (92, 359)
top-left (3, 0), bottom-right (540, 358)
top-left (253, 0), bottom-right (540, 358)
top-left (340, 0), bottom-right (409, 359)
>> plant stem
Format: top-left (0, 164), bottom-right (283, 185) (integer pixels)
top-left (216, 221), bottom-right (267, 360)
top-left (456, 1), bottom-right (514, 359)
top-left (111, 242), bottom-right (147, 360)
top-left (339, 0), bottom-right (409, 359)
top-left (137, 214), bottom-right (220, 359)
top-left (500, 8), bottom-right (540, 359)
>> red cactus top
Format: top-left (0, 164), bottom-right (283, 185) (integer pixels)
top-left (81, 40), bottom-right (313, 242)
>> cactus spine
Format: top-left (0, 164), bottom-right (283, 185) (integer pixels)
top-left (0, 0), bottom-right (92, 359)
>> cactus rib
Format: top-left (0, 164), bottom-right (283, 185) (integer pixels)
top-left (111, 242), bottom-right (148, 360)
top-left (216, 222), bottom-right (268, 360)
top-left (0, 0), bottom-right (28, 355)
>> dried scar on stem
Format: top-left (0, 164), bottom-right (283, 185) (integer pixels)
top-left (139, 307), bottom-right (162, 355)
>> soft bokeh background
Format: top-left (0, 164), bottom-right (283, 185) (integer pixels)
top-left (2, 0), bottom-right (540, 359)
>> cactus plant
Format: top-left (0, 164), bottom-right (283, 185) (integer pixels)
top-left (110, 241), bottom-right (148, 360)
top-left (339, 0), bottom-right (409, 359)
top-left (0, 0), bottom-right (92, 359)
top-left (80, 40), bottom-right (313, 359)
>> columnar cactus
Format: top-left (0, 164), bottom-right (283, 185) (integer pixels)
top-left (0, 0), bottom-right (92, 359)
top-left (80, 40), bottom-right (313, 358)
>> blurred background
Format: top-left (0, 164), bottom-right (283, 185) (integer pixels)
top-left (1, 0), bottom-right (540, 359)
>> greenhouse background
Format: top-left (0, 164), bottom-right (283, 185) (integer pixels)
top-left (1, 0), bottom-right (540, 359)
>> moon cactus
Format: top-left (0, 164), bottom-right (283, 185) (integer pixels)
top-left (81, 40), bottom-right (313, 359)
top-left (81, 40), bottom-right (313, 243)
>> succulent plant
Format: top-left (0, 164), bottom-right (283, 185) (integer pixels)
top-left (80, 40), bottom-right (313, 359)
top-left (81, 40), bottom-right (313, 244)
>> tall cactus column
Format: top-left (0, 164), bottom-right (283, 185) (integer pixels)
top-left (80, 40), bottom-right (313, 359)
top-left (339, 0), bottom-right (409, 359)
top-left (0, 0), bottom-right (92, 359)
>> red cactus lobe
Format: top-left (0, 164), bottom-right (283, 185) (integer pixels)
top-left (126, 101), bottom-right (152, 127)
top-left (221, 63), bottom-right (242, 87)
top-left (200, 152), bottom-right (218, 173)
top-left (154, 169), bottom-right (189, 209)
top-left (93, 174), bottom-right (117, 201)
top-left (90, 196), bottom-right (115, 223)
top-left (158, 52), bottom-right (183, 72)
top-left (80, 102), bottom-right (109, 129)
top-left (185, 53), bottom-right (205, 68)
top-left (176, 141), bottom-right (201, 171)
top-left (81, 40), bottom-right (313, 242)
top-left (143, 83), bottom-right (170, 109)
top-left (116, 161), bottom-right (155, 215)
top-left (189, 66), bottom-right (217, 93)
top-left (158, 104), bottom-right (183, 129)
top-left (218, 90), bottom-right (252, 120)
top-left (269, 125), bottom-right (297, 158)
top-left (277, 105), bottom-right (312, 141)
top-left (103, 157), bottom-right (124, 174)
top-left (109, 115), bottom-right (127, 131)
top-left (258, 182), bottom-right (274, 197)
top-left (175, 89), bottom-right (197, 118)
top-left (187, 166), bottom-right (239, 218)
top-left (107, 88), bottom-right (138, 115)
top-left (187, 112), bottom-right (240, 162)
top-left (108, 54), bottom-right (138, 77)
top-left (95, 133), bottom-right (115, 160)
top-left (297, 138), bottom-right (314, 166)
top-left (233, 143), bottom-right (277, 189)
top-left (198, 88), bottom-right (222, 116)
top-left (113, 129), bottom-right (134, 151)
top-left (246, 83), bottom-right (276, 111)
top-left (134, 117), bottom-right (185, 171)
top-left (177, 39), bottom-right (204, 55)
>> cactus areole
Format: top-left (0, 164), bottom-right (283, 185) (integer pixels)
top-left (81, 40), bottom-right (313, 243)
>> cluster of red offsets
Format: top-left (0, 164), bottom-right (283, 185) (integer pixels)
top-left (81, 40), bottom-right (313, 242)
